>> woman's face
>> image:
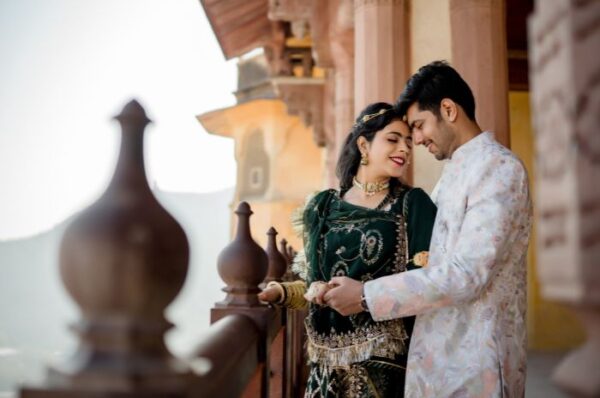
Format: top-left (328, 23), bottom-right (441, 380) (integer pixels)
top-left (358, 119), bottom-right (412, 179)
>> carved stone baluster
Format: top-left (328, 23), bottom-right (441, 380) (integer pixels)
top-left (279, 239), bottom-right (296, 282)
top-left (279, 238), bottom-right (291, 266)
top-left (211, 203), bottom-right (280, 398)
top-left (260, 227), bottom-right (289, 398)
top-left (215, 202), bottom-right (268, 308)
top-left (21, 100), bottom-right (190, 397)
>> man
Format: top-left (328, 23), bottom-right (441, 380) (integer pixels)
top-left (323, 61), bottom-right (532, 397)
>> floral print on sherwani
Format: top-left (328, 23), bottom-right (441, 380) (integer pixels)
top-left (364, 132), bottom-right (533, 398)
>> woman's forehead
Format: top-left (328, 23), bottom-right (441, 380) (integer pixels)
top-left (382, 120), bottom-right (411, 135)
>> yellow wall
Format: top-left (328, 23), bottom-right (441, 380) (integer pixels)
top-left (223, 100), bottom-right (322, 249)
top-left (408, 0), bottom-right (452, 194)
top-left (509, 91), bottom-right (585, 350)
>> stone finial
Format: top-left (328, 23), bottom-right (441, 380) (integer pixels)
top-left (279, 238), bottom-right (291, 265)
top-left (279, 238), bottom-right (296, 264)
top-left (263, 227), bottom-right (287, 284)
top-left (216, 202), bottom-right (268, 307)
top-left (52, 99), bottom-right (190, 392)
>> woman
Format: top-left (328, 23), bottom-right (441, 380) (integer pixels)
top-left (258, 102), bottom-right (437, 397)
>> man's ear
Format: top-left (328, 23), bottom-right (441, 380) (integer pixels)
top-left (356, 136), bottom-right (370, 154)
top-left (440, 98), bottom-right (458, 122)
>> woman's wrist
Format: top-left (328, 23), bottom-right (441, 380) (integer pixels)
top-left (265, 281), bottom-right (286, 304)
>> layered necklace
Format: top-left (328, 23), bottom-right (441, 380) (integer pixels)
top-left (352, 176), bottom-right (390, 197)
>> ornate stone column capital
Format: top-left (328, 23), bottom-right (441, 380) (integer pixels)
top-left (268, 0), bottom-right (311, 22)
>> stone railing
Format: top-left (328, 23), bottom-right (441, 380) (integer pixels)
top-left (19, 100), bottom-right (307, 398)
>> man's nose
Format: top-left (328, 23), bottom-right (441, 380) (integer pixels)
top-left (413, 130), bottom-right (424, 145)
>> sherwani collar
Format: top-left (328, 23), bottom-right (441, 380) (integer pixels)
top-left (449, 131), bottom-right (495, 163)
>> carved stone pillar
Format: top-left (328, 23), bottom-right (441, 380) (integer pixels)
top-left (529, 0), bottom-right (600, 396)
top-left (450, 0), bottom-right (510, 146)
top-left (354, 0), bottom-right (409, 112)
top-left (331, 1), bottom-right (355, 186)
top-left (309, 0), bottom-right (356, 188)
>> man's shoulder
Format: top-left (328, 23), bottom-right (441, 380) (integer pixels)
top-left (478, 138), bottom-right (527, 176)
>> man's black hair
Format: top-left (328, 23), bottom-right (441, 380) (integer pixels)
top-left (396, 60), bottom-right (476, 121)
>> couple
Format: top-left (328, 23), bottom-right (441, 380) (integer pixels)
top-left (258, 61), bottom-right (532, 398)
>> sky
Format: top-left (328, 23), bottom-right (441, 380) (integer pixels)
top-left (0, 0), bottom-right (239, 239)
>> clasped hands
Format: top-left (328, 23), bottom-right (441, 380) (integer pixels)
top-left (258, 276), bottom-right (365, 316)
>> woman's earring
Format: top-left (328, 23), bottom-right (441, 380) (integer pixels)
top-left (360, 153), bottom-right (369, 166)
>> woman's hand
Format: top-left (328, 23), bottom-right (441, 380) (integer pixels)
top-left (304, 281), bottom-right (331, 305)
top-left (258, 286), bottom-right (282, 303)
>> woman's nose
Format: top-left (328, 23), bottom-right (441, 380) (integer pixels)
top-left (399, 139), bottom-right (411, 153)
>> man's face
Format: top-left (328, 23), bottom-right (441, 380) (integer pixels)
top-left (406, 102), bottom-right (456, 160)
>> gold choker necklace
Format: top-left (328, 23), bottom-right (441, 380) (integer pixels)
top-left (352, 177), bottom-right (390, 197)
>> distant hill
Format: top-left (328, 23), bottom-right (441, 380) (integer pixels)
top-left (0, 188), bottom-right (234, 395)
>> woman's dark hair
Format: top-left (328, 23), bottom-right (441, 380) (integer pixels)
top-left (396, 60), bottom-right (476, 121)
top-left (336, 102), bottom-right (402, 192)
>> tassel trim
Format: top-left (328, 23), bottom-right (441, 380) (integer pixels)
top-left (305, 318), bottom-right (408, 369)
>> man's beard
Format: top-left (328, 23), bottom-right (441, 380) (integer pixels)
top-left (435, 122), bottom-right (455, 160)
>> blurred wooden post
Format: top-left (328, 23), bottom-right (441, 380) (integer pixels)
top-left (20, 100), bottom-right (191, 398)
top-left (529, 1), bottom-right (600, 396)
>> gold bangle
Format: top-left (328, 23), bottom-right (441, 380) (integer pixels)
top-left (265, 281), bottom-right (286, 305)
top-left (281, 280), bottom-right (308, 309)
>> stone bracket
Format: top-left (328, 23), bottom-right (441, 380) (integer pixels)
top-left (271, 76), bottom-right (326, 147)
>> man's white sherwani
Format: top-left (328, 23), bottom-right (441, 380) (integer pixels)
top-left (364, 132), bottom-right (532, 398)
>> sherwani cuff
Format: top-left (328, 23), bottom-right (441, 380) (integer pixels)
top-left (363, 277), bottom-right (400, 322)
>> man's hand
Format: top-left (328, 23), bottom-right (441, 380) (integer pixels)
top-left (323, 276), bottom-right (364, 316)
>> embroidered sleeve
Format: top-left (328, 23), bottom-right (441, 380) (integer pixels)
top-left (364, 156), bottom-right (532, 320)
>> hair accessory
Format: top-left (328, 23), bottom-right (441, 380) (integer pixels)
top-left (353, 107), bottom-right (392, 128)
